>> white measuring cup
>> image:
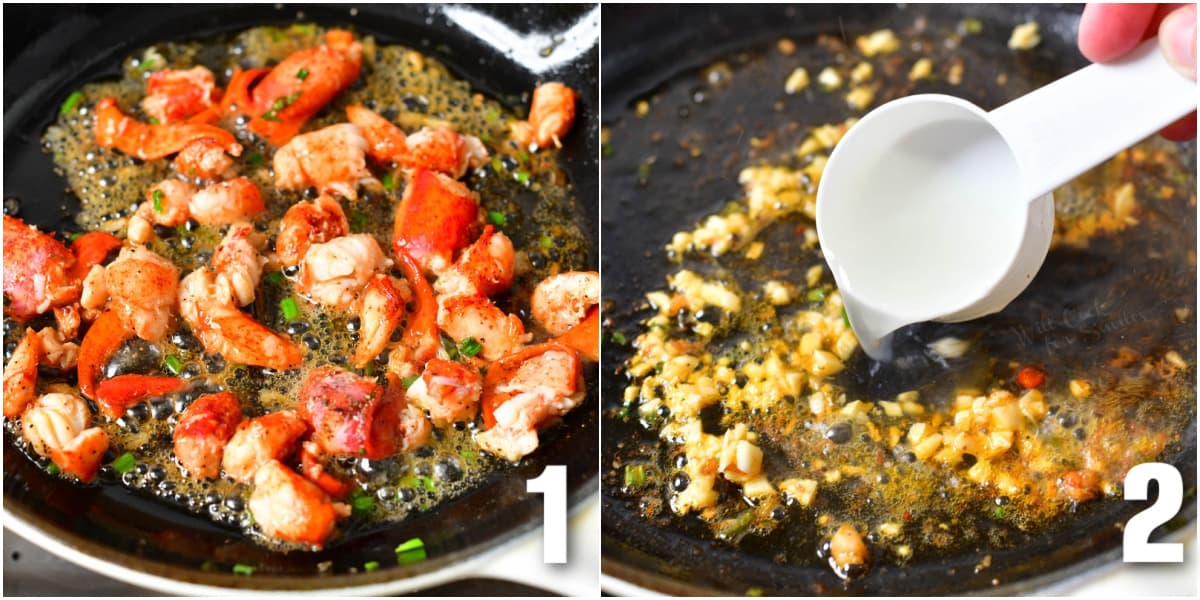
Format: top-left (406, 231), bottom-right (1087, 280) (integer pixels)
top-left (816, 38), bottom-right (1197, 360)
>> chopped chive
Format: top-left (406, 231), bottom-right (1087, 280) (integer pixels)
top-left (395, 538), bottom-right (427, 565)
top-left (351, 488), bottom-right (375, 513)
top-left (841, 307), bottom-right (851, 328)
top-left (963, 18), bottom-right (983, 34)
top-left (623, 464), bottom-right (647, 488)
top-left (602, 144), bottom-right (614, 157)
top-left (479, 131), bottom-right (491, 142)
top-left (459, 447), bottom-right (477, 462)
top-left (232, 563), bottom-right (256, 576)
top-left (486, 211), bottom-right (506, 227)
top-left (291, 23), bottom-right (316, 34)
top-left (260, 111), bottom-right (280, 122)
top-left (518, 151), bottom-right (530, 163)
top-left (246, 151), bottom-right (264, 166)
top-left (137, 57), bottom-right (161, 72)
top-left (459, 337), bottom-right (482, 358)
top-left (440, 333), bottom-right (461, 361)
top-left (111, 452), bottom-right (136, 474)
top-left (419, 475), bottom-right (436, 492)
top-left (280, 297), bottom-right (300, 321)
top-left (515, 171), bottom-right (531, 185)
top-left (401, 375), bottom-right (419, 389)
top-left (349, 210), bottom-right (369, 232)
top-left (382, 173), bottom-right (395, 190)
top-left (264, 271), bottom-right (284, 286)
top-left (47, 463), bottom-right (60, 475)
top-left (60, 91), bottom-right (84, 115)
top-left (147, 117), bottom-right (161, 125)
top-left (490, 155), bottom-right (504, 173)
top-left (201, 560), bottom-right (219, 572)
top-left (611, 331), bottom-right (627, 345)
top-left (297, 67), bottom-right (310, 81)
top-left (539, 235), bottom-right (553, 248)
top-left (163, 355), bottom-right (183, 376)
top-left (364, 561), bottom-right (380, 572)
top-left (993, 505), bottom-right (1007, 520)
top-left (485, 108), bottom-right (499, 122)
top-left (806, 288), bottom-right (827, 303)
top-left (69, 232), bottom-right (83, 241)
top-left (152, 189), bottom-right (164, 213)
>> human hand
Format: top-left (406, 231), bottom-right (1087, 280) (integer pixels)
top-left (1078, 3), bottom-right (1197, 140)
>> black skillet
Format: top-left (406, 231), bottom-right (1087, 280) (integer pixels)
top-left (600, 4), bottom-right (1196, 595)
top-left (3, 3), bottom-right (598, 593)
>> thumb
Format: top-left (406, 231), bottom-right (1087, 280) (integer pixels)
top-left (1159, 4), bottom-right (1197, 80)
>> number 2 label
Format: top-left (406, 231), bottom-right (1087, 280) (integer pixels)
top-left (1123, 462), bottom-right (1184, 563)
top-left (528, 465), bottom-right (567, 563)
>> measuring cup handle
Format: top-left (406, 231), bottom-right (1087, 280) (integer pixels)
top-left (988, 38), bottom-right (1196, 201)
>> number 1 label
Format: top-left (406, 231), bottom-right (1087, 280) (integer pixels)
top-left (528, 465), bottom-right (567, 563)
top-left (1123, 462), bottom-right (1184, 563)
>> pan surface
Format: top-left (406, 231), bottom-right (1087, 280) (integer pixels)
top-left (600, 4), bottom-right (1195, 595)
top-left (3, 3), bottom-right (598, 592)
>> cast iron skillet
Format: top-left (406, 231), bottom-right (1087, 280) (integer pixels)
top-left (600, 4), bottom-right (1196, 596)
top-left (3, 4), bottom-right (598, 593)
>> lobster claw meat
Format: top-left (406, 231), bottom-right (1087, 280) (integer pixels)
top-left (94, 374), bottom-right (188, 420)
top-left (76, 310), bottom-right (133, 400)
top-left (297, 365), bottom-right (405, 460)
top-left (94, 97), bottom-right (241, 161)
top-left (392, 168), bottom-right (482, 276)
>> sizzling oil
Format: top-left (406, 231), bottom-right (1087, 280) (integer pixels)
top-left (8, 24), bottom-right (589, 552)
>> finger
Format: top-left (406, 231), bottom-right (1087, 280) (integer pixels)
top-left (1160, 111), bottom-right (1197, 141)
top-left (1158, 4), bottom-right (1197, 79)
top-left (1077, 3), bottom-right (1159, 62)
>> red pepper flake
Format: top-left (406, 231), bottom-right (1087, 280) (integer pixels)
top-left (1015, 366), bottom-right (1046, 389)
top-left (903, 510), bottom-right (912, 521)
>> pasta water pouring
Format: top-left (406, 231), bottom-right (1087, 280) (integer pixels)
top-left (817, 38), bottom-right (1196, 359)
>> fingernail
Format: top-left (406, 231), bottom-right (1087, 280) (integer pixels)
top-left (1160, 6), bottom-right (1197, 80)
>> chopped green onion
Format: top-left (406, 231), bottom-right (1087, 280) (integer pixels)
top-left (515, 171), bottom-right (531, 185)
top-left (602, 144), bottom-right (614, 157)
top-left (47, 463), bottom-right (60, 475)
top-left (137, 56), bottom-right (162, 72)
top-left (401, 375), bottom-right (420, 389)
top-left (518, 151), bottom-right (530, 163)
top-left (382, 173), bottom-right (395, 190)
top-left (962, 18), bottom-right (983, 34)
top-left (264, 271), bottom-right (284, 286)
top-left (291, 23), bottom-right (317, 35)
top-left (201, 560), bottom-right (219, 572)
top-left (637, 161), bottom-right (653, 186)
top-left (163, 355), bottom-right (183, 376)
top-left (395, 538), bottom-right (427, 565)
top-left (486, 210), bottom-right (506, 227)
top-left (280, 297), bottom-right (300, 321)
top-left (364, 561), bottom-right (380, 572)
top-left (260, 111), bottom-right (280, 122)
top-left (297, 67), bottom-right (310, 81)
top-left (623, 464), bottom-right (647, 488)
top-left (440, 332), bottom-right (461, 361)
top-left (349, 210), bottom-right (369, 232)
top-left (611, 331), bottom-right (627, 345)
top-left (841, 307), bottom-right (851, 328)
top-left (485, 108), bottom-right (499, 123)
top-left (617, 401), bottom-right (633, 419)
top-left (111, 452), bottom-right (136, 474)
top-left (152, 189), bottom-right (164, 213)
top-left (490, 155), bottom-right (504, 173)
top-left (459, 337), bottom-right (483, 358)
top-left (419, 475), bottom-right (436, 492)
top-left (806, 288), bottom-right (827, 303)
top-left (232, 563), bottom-right (256, 576)
top-left (60, 91), bottom-right (84, 115)
top-left (351, 488), bottom-right (375, 513)
top-left (68, 232), bottom-right (83, 242)
top-left (459, 447), bottom-right (477, 463)
top-left (147, 117), bottom-right (161, 125)
top-left (246, 151), bottom-right (264, 167)
top-left (539, 235), bottom-right (553, 249)
top-left (993, 506), bottom-right (1007, 520)
top-left (479, 131), bottom-right (491, 142)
